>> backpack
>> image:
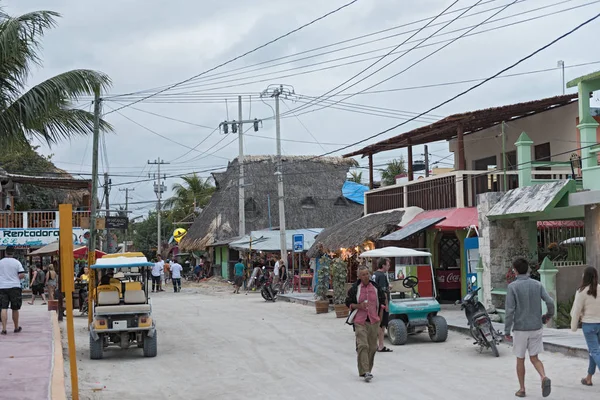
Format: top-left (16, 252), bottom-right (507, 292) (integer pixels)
top-left (35, 270), bottom-right (45, 285)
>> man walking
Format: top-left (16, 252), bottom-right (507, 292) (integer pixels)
top-left (0, 247), bottom-right (25, 334)
top-left (151, 256), bottom-right (164, 293)
top-left (345, 266), bottom-right (386, 382)
top-left (233, 259), bottom-right (245, 294)
top-left (170, 261), bottom-right (183, 293)
top-left (273, 258), bottom-right (281, 285)
top-left (28, 264), bottom-right (47, 305)
top-left (372, 258), bottom-right (392, 353)
top-left (504, 257), bottom-right (554, 398)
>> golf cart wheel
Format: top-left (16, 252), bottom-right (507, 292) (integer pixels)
top-left (388, 319), bottom-right (408, 345)
top-left (143, 331), bottom-right (158, 357)
top-left (489, 340), bottom-right (499, 357)
top-left (90, 333), bottom-right (104, 360)
top-left (428, 316), bottom-right (448, 343)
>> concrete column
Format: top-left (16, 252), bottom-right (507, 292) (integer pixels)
top-left (585, 204), bottom-right (600, 269)
top-left (515, 132), bottom-right (533, 187)
top-left (455, 173), bottom-right (465, 208)
top-left (403, 185), bottom-right (408, 208)
top-left (22, 212), bottom-right (28, 229)
top-left (455, 229), bottom-right (468, 298)
top-left (475, 257), bottom-right (484, 299)
top-left (577, 82), bottom-right (599, 176)
top-left (538, 257), bottom-right (558, 327)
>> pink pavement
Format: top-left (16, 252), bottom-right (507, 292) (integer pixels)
top-left (0, 304), bottom-right (53, 400)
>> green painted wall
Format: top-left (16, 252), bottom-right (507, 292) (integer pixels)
top-left (215, 246), bottom-right (229, 279)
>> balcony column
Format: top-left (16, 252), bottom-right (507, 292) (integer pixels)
top-left (55, 212), bottom-right (60, 228)
top-left (515, 132), bottom-right (533, 187)
top-left (457, 124), bottom-right (466, 170)
top-left (22, 211), bottom-right (28, 229)
top-left (407, 142), bottom-right (414, 181)
top-left (368, 153), bottom-right (374, 189)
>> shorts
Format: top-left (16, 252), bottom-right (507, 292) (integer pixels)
top-left (512, 329), bottom-right (544, 358)
top-left (380, 310), bottom-right (389, 328)
top-left (0, 287), bottom-right (23, 310)
top-left (234, 275), bottom-right (244, 287)
top-left (31, 284), bottom-right (44, 296)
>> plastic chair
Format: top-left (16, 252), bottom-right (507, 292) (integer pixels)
top-left (293, 275), bottom-right (301, 293)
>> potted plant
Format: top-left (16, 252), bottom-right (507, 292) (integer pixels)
top-left (331, 257), bottom-right (349, 318)
top-left (314, 256), bottom-right (330, 314)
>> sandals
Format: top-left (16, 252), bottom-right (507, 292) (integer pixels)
top-left (377, 347), bottom-right (393, 352)
top-left (14, 327), bottom-right (21, 333)
top-left (581, 378), bottom-right (593, 386)
top-left (542, 377), bottom-right (552, 398)
top-left (515, 390), bottom-right (526, 398)
top-left (0, 330), bottom-right (6, 335)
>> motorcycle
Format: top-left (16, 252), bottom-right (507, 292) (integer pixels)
top-left (258, 271), bottom-right (277, 302)
top-left (456, 277), bottom-right (502, 357)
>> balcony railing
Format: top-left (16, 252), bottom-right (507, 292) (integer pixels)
top-left (365, 168), bottom-right (573, 213)
top-left (0, 210), bottom-right (90, 229)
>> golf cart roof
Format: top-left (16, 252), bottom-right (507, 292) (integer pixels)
top-left (359, 247), bottom-right (432, 258)
top-left (90, 252), bottom-right (154, 269)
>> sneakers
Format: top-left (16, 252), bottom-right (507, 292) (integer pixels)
top-left (364, 373), bottom-right (373, 382)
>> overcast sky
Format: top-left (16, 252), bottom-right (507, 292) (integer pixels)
top-left (7, 0), bottom-right (600, 217)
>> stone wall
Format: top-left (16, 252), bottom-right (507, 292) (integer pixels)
top-left (585, 204), bottom-right (600, 270)
top-left (556, 265), bottom-right (586, 303)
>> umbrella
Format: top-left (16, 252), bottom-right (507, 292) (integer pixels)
top-left (73, 246), bottom-right (106, 259)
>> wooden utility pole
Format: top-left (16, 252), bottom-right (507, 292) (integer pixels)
top-left (88, 90), bottom-right (101, 325)
top-left (119, 188), bottom-right (134, 251)
top-left (103, 173), bottom-right (111, 253)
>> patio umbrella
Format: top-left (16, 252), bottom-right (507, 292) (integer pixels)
top-left (73, 246), bottom-right (106, 259)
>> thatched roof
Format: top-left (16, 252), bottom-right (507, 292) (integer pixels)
top-left (306, 209), bottom-right (406, 257)
top-left (179, 155), bottom-right (362, 251)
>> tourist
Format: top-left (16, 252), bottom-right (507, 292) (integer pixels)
top-left (151, 256), bottom-right (164, 293)
top-left (570, 266), bottom-right (600, 387)
top-left (170, 261), bottom-right (183, 293)
top-left (233, 259), bottom-right (245, 294)
top-left (28, 264), bottom-right (47, 305)
top-left (273, 258), bottom-right (281, 285)
top-left (0, 247), bottom-right (25, 335)
top-left (164, 259), bottom-right (171, 285)
top-left (45, 264), bottom-right (58, 302)
top-left (372, 258), bottom-right (392, 353)
top-left (345, 266), bottom-right (386, 382)
top-left (504, 257), bottom-right (554, 398)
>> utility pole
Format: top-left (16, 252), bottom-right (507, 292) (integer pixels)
top-left (424, 145), bottom-right (430, 177)
top-left (557, 60), bottom-right (565, 94)
top-left (219, 102), bottom-right (263, 238)
top-left (260, 84), bottom-right (294, 265)
top-left (501, 122), bottom-right (508, 191)
top-left (148, 159), bottom-right (168, 257)
top-left (103, 173), bottom-right (112, 253)
top-left (119, 188), bottom-right (134, 252)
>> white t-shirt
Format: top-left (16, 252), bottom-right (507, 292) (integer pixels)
top-left (152, 260), bottom-right (164, 277)
top-left (0, 257), bottom-right (25, 289)
top-left (274, 261), bottom-right (280, 276)
top-left (170, 263), bottom-right (183, 279)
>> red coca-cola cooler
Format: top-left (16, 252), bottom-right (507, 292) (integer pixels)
top-left (435, 269), bottom-right (461, 302)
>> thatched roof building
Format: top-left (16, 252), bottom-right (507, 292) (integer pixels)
top-left (306, 209), bottom-right (407, 258)
top-left (179, 156), bottom-right (363, 251)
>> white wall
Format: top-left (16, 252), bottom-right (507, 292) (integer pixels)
top-left (448, 102), bottom-right (579, 169)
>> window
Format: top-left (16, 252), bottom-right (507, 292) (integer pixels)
top-left (301, 196), bottom-right (316, 209)
top-left (534, 142), bottom-right (551, 180)
top-left (439, 235), bottom-right (461, 269)
top-left (244, 198), bottom-right (259, 219)
top-left (334, 196), bottom-right (349, 206)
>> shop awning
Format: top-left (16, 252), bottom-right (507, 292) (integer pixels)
top-left (379, 217), bottom-right (445, 242)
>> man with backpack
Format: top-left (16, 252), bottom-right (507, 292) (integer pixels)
top-left (28, 264), bottom-right (47, 305)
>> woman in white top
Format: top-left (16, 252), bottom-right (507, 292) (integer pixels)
top-left (570, 266), bottom-right (600, 387)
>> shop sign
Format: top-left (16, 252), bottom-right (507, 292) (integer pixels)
top-left (0, 228), bottom-right (89, 247)
top-left (436, 269), bottom-right (461, 290)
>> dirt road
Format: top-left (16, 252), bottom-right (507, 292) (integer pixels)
top-left (64, 288), bottom-right (597, 400)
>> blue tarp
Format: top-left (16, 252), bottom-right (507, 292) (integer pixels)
top-left (342, 181), bottom-right (369, 205)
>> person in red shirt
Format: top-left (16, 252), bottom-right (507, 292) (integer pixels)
top-left (345, 265), bottom-right (386, 382)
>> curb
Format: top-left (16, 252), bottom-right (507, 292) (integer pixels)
top-left (50, 311), bottom-right (67, 400)
top-left (278, 294), bottom-right (334, 310)
top-left (447, 324), bottom-right (588, 359)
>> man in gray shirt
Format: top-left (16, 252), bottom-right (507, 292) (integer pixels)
top-left (504, 257), bottom-right (554, 398)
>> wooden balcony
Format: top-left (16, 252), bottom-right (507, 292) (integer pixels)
top-left (0, 210), bottom-right (90, 229)
top-left (365, 169), bottom-right (574, 213)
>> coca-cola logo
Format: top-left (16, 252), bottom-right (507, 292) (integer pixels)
top-left (437, 272), bottom-right (461, 283)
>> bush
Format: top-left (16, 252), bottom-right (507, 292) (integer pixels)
top-left (331, 258), bottom-right (348, 305)
top-left (556, 295), bottom-right (575, 329)
top-left (315, 256), bottom-right (331, 301)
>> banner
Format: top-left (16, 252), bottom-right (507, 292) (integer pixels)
top-left (0, 228), bottom-right (89, 247)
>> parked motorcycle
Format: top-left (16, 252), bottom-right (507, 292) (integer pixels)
top-left (258, 271), bottom-right (277, 302)
top-left (456, 277), bottom-right (502, 357)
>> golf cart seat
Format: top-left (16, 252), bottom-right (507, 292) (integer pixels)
top-left (95, 290), bottom-right (151, 314)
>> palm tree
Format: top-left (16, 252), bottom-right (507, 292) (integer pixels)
top-left (347, 170), bottom-right (363, 184)
top-left (164, 174), bottom-right (216, 222)
top-left (0, 10), bottom-right (111, 145)
top-left (381, 156), bottom-right (407, 186)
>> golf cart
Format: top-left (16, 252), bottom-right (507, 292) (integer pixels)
top-left (89, 252), bottom-right (157, 359)
top-left (359, 247), bottom-right (448, 345)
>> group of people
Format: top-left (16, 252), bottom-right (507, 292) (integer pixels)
top-left (151, 255), bottom-right (183, 293)
top-left (28, 263), bottom-right (58, 305)
top-left (232, 257), bottom-right (288, 294)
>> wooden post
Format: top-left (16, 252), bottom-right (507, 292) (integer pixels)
top-left (368, 154), bottom-right (374, 189)
top-left (457, 124), bottom-right (466, 170)
top-left (407, 143), bottom-right (414, 181)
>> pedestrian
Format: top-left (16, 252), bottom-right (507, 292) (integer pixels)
top-left (170, 261), bottom-right (183, 293)
top-left (151, 256), bottom-right (164, 293)
top-left (504, 257), bottom-right (554, 398)
top-left (569, 266), bottom-right (600, 387)
top-left (28, 264), bottom-right (47, 305)
top-left (273, 258), bottom-right (281, 285)
top-left (233, 258), bottom-right (245, 294)
top-left (372, 258), bottom-right (392, 353)
top-left (46, 264), bottom-right (58, 302)
top-left (0, 246), bottom-right (25, 335)
top-left (345, 265), bottom-right (386, 382)
top-left (164, 259), bottom-right (171, 284)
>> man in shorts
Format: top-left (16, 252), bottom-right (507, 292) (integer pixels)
top-left (372, 258), bottom-right (392, 353)
top-left (504, 257), bottom-right (554, 398)
top-left (0, 246), bottom-right (26, 335)
top-left (233, 259), bottom-right (245, 294)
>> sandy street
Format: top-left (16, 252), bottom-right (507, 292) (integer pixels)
top-left (62, 285), bottom-right (598, 400)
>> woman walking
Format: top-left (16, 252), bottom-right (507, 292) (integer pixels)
top-left (570, 266), bottom-right (600, 387)
top-left (46, 264), bottom-right (58, 301)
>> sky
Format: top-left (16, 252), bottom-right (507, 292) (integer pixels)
top-left (6, 0), bottom-right (600, 218)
